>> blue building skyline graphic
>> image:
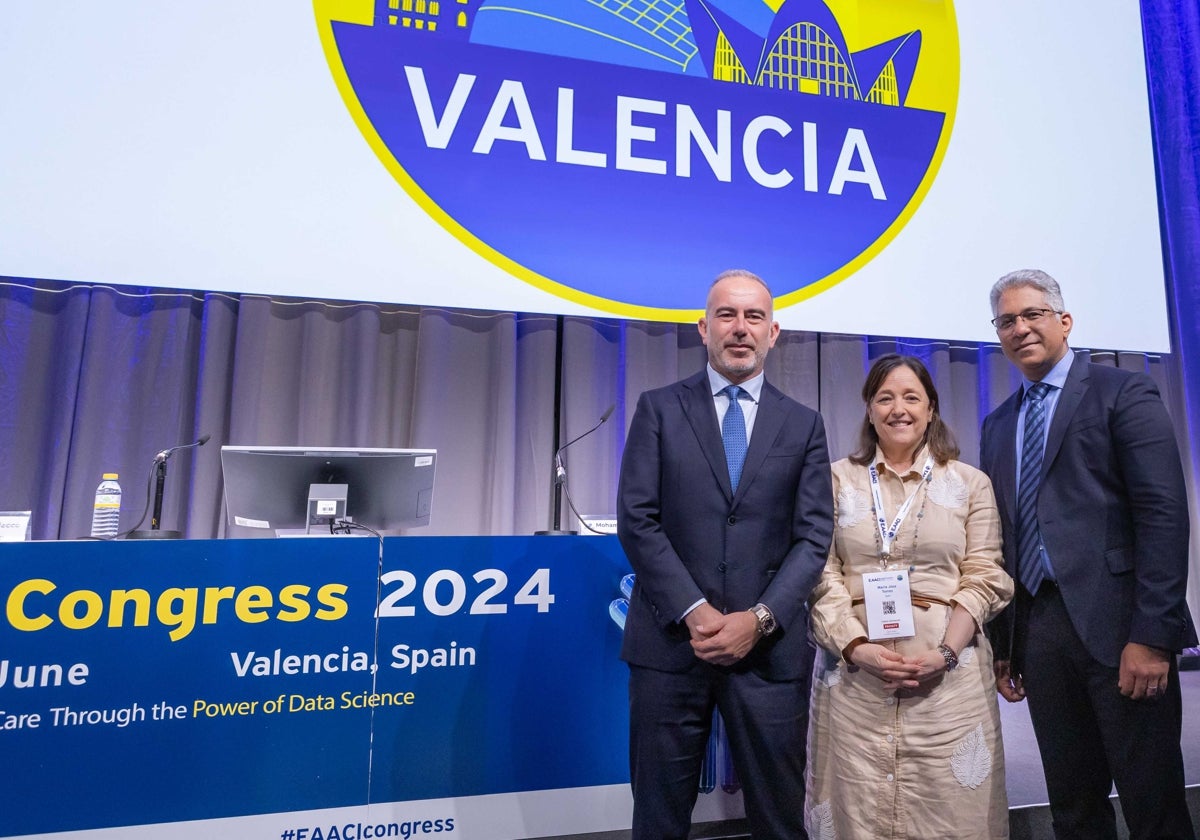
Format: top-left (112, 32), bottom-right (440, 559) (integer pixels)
top-left (374, 0), bottom-right (923, 107)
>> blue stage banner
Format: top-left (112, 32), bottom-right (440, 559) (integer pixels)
top-left (1, 537), bottom-right (632, 838)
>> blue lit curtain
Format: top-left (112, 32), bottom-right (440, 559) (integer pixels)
top-left (1142, 1), bottom-right (1200, 615)
top-left (0, 1), bottom-right (1196, 624)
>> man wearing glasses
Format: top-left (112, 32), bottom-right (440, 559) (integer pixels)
top-left (980, 269), bottom-right (1196, 839)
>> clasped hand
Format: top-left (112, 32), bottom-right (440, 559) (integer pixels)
top-left (687, 603), bottom-right (761, 666)
top-left (849, 642), bottom-right (948, 691)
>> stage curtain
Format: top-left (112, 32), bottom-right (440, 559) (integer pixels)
top-left (1142, 0), bottom-right (1200, 622)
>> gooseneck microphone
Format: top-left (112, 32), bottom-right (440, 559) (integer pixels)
top-left (126, 433), bottom-right (212, 540)
top-left (554, 404), bottom-right (615, 486)
top-left (538, 405), bottom-right (615, 536)
top-left (156, 433), bottom-right (211, 463)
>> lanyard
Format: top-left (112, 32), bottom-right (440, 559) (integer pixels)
top-left (867, 456), bottom-right (935, 559)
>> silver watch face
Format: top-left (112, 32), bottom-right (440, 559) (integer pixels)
top-left (754, 606), bottom-right (775, 635)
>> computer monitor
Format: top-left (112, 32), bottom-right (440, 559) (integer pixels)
top-left (220, 446), bottom-right (436, 538)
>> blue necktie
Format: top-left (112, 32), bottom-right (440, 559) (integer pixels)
top-left (722, 385), bottom-right (748, 492)
top-left (1017, 382), bottom-right (1052, 595)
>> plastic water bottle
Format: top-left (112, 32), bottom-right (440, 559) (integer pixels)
top-left (90, 473), bottom-right (122, 538)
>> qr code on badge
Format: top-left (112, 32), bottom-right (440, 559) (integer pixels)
top-left (883, 600), bottom-right (896, 616)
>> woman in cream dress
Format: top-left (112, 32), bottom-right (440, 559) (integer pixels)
top-left (806, 354), bottom-right (1014, 839)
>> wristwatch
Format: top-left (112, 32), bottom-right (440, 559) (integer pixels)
top-left (750, 603), bottom-right (777, 636)
top-left (937, 643), bottom-right (959, 671)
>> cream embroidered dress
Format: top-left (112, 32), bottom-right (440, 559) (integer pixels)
top-left (806, 449), bottom-right (1014, 840)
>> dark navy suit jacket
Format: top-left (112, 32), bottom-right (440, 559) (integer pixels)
top-left (982, 353), bottom-right (1197, 670)
top-left (617, 370), bottom-right (834, 680)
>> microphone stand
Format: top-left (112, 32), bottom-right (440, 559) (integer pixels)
top-left (128, 434), bottom-right (211, 540)
top-left (148, 457), bottom-right (170, 534)
top-left (544, 315), bottom-right (568, 534)
top-left (536, 405), bottom-right (615, 536)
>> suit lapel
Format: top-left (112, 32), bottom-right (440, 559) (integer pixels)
top-left (1042, 353), bottom-right (1089, 477)
top-left (680, 373), bottom-right (734, 500)
top-left (991, 392), bottom-right (1022, 527)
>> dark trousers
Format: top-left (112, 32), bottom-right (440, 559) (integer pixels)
top-left (1020, 583), bottom-right (1194, 840)
top-left (628, 661), bottom-right (810, 840)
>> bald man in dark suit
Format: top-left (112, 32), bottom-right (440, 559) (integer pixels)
top-left (617, 269), bottom-right (833, 840)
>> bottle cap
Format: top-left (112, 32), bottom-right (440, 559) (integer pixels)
top-left (102, 473), bottom-right (119, 480)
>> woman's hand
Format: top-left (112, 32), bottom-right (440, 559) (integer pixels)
top-left (849, 642), bottom-right (921, 690)
top-left (906, 648), bottom-right (952, 683)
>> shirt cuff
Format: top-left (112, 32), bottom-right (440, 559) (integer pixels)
top-left (679, 598), bottom-right (706, 623)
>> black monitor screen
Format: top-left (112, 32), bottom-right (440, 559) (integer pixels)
top-left (220, 446), bottom-right (436, 537)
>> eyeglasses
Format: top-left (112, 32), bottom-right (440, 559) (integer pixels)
top-left (991, 308), bottom-right (1061, 332)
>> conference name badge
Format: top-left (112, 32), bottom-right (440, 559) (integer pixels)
top-left (315, 0), bottom-right (959, 319)
top-left (862, 570), bottom-right (914, 640)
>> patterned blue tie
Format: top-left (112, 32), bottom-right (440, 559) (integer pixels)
top-left (1017, 382), bottom-right (1052, 595)
top-left (721, 385), bottom-right (748, 492)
